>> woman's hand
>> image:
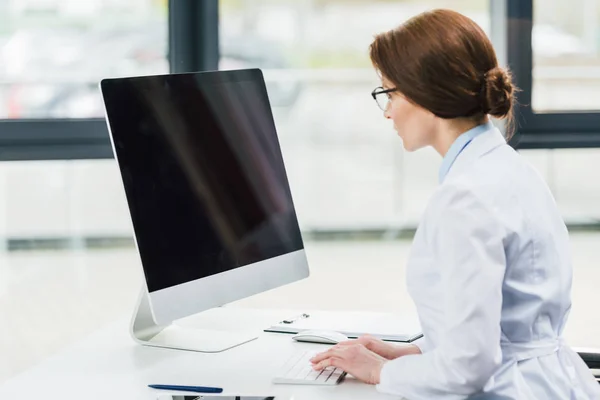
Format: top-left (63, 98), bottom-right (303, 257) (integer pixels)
top-left (310, 343), bottom-right (387, 384)
top-left (337, 334), bottom-right (421, 360)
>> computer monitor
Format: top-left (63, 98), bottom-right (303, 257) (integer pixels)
top-left (100, 69), bottom-right (309, 352)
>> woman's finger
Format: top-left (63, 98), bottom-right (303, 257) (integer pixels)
top-left (336, 339), bottom-right (358, 347)
top-left (314, 356), bottom-right (345, 371)
top-left (310, 347), bottom-right (346, 364)
top-left (310, 349), bottom-right (334, 364)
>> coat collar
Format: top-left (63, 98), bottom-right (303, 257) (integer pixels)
top-left (438, 121), bottom-right (495, 183)
top-left (442, 123), bottom-right (507, 184)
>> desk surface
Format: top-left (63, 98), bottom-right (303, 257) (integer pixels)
top-left (0, 308), bottom-right (404, 400)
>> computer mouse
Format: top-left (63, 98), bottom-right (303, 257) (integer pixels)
top-left (291, 330), bottom-right (349, 344)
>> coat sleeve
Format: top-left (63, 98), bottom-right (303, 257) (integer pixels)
top-left (376, 184), bottom-right (506, 399)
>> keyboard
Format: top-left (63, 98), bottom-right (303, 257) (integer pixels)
top-left (273, 349), bottom-right (347, 385)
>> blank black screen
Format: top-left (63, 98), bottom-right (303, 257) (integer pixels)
top-left (101, 69), bottom-right (303, 292)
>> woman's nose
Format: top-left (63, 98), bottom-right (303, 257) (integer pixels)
top-left (384, 109), bottom-right (391, 119)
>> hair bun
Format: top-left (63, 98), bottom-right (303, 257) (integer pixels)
top-left (483, 66), bottom-right (515, 118)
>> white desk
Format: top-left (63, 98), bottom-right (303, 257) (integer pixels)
top-left (0, 308), bottom-right (405, 399)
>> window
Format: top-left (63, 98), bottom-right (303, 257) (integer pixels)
top-left (532, 0), bottom-right (600, 113)
top-left (0, 160), bottom-right (132, 250)
top-left (0, 0), bottom-right (168, 120)
top-left (504, 0), bottom-right (600, 149)
top-left (219, 0), bottom-right (490, 231)
top-left (519, 149), bottom-right (600, 223)
top-left (0, 0), bottom-right (169, 161)
top-left (0, 0), bottom-right (219, 244)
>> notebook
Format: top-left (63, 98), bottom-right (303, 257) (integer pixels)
top-left (264, 311), bottom-right (423, 343)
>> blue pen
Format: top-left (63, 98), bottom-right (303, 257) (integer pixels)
top-left (148, 384), bottom-right (223, 393)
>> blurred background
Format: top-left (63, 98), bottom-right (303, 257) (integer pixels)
top-left (1, 0), bottom-right (600, 385)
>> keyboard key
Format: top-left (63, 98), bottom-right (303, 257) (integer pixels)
top-left (273, 350), bottom-right (347, 385)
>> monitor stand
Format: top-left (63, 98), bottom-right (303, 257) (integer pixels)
top-left (130, 289), bottom-right (259, 353)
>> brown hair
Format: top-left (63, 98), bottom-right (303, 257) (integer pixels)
top-left (369, 9), bottom-right (517, 138)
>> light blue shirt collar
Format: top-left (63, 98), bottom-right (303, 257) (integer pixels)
top-left (438, 120), bottom-right (495, 183)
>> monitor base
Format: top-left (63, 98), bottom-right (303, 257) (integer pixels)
top-left (130, 289), bottom-right (258, 353)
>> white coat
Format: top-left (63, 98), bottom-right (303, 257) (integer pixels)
top-left (376, 121), bottom-right (600, 399)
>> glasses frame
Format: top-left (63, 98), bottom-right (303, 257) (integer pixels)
top-left (371, 86), bottom-right (398, 111)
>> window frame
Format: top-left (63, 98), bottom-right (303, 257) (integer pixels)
top-left (499, 0), bottom-right (600, 149)
top-left (0, 0), bottom-right (219, 161)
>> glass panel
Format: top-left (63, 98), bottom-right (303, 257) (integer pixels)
top-left (532, 0), bottom-right (600, 112)
top-left (520, 148), bottom-right (600, 223)
top-left (0, 160), bottom-right (133, 247)
top-left (0, 0), bottom-right (168, 119)
top-left (219, 0), bottom-right (490, 230)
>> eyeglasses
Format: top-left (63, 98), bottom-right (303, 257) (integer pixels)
top-left (371, 86), bottom-right (398, 111)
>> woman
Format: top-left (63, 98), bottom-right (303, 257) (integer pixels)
top-left (310, 9), bottom-right (600, 400)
